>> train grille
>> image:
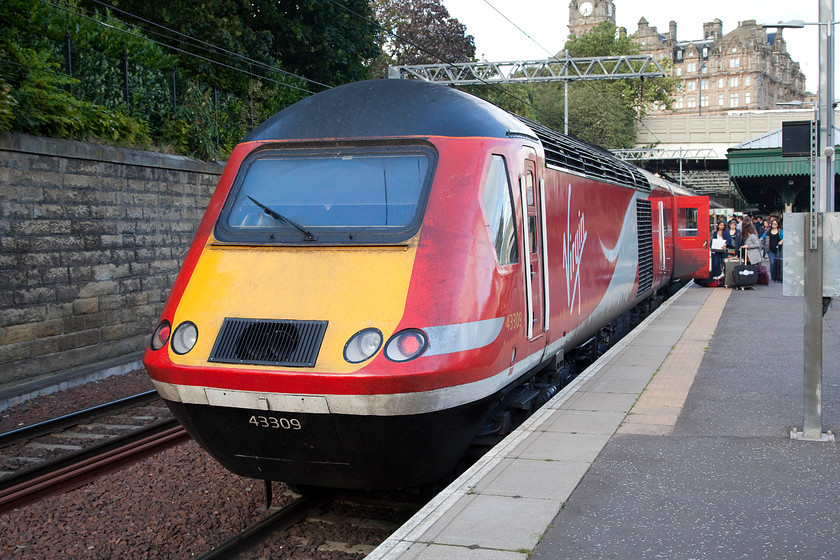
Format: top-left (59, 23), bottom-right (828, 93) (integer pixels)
top-left (209, 318), bottom-right (328, 367)
top-left (636, 199), bottom-right (653, 295)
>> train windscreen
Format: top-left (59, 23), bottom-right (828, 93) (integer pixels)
top-left (215, 143), bottom-right (436, 244)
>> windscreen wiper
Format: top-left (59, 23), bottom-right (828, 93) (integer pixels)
top-left (247, 196), bottom-right (317, 241)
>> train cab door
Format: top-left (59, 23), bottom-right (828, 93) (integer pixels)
top-left (520, 153), bottom-right (547, 343)
top-left (672, 195), bottom-right (711, 279)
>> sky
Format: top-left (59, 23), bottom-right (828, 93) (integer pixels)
top-left (442, 0), bottom-right (825, 93)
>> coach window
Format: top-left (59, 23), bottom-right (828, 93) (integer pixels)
top-left (481, 155), bottom-right (518, 265)
top-left (526, 171), bottom-right (537, 253)
top-left (677, 207), bottom-right (699, 237)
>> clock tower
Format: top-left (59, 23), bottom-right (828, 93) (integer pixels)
top-left (568, 0), bottom-right (615, 37)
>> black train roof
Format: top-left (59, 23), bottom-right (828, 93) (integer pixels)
top-left (243, 79), bottom-right (649, 192)
top-left (243, 79), bottom-right (533, 141)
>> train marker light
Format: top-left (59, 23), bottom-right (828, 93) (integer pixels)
top-left (344, 328), bottom-right (383, 363)
top-left (150, 321), bottom-right (171, 351)
top-left (171, 321), bottom-right (199, 355)
top-left (385, 329), bottom-right (428, 362)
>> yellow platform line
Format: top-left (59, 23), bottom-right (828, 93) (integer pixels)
top-left (619, 287), bottom-right (731, 435)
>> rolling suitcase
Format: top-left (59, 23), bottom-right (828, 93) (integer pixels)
top-left (757, 265), bottom-right (770, 285)
top-left (733, 248), bottom-right (757, 289)
top-left (772, 258), bottom-right (783, 282)
top-left (723, 257), bottom-right (740, 288)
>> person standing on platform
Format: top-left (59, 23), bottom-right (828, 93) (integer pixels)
top-left (710, 220), bottom-right (731, 279)
top-left (741, 222), bottom-right (762, 265)
top-left (753, 216), bottom-right (765, 237)
top-left (761, 218), bottom-right (783, 280)
top-left (727, 219), bottom-right (741, 257)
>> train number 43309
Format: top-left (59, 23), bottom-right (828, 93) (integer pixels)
top-left (248, 415), bottom-right (302, 430)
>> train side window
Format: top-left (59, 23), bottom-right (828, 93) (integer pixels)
top-left (529, 216), bottom-right (537, 254)
top-left (677, 207), bottom-right (699, 237)
top-left (526, 171), bottom-right (535, 206)
top-left (481, 155), bottom-right (519, 265)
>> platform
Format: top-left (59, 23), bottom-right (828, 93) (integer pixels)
top-left (368, 280), bottom-right (840, 559)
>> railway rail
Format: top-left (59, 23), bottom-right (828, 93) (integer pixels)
top-left (200, 490), bottom-right (423, 559)
top-left (0, 391), bottom-right (188, 513)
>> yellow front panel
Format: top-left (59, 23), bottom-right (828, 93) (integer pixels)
top-left (170, 234), bottom-right (419, 373)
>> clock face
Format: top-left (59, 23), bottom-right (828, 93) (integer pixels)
top-left (579, 1), bottom-right (593, 16)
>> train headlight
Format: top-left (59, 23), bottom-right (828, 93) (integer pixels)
top-left (150, 321), bottom-right (171, 351)
top-left (384, 329), bottom-right (428, 362)
top-left (344, 328), bottom-right (383, 363)
top-left (171, 321), bottom-right (198, 355)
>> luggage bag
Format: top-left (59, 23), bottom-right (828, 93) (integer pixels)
top-left (757, 265), bottom-right (770, 285)
top-left (733, 248), bottom-right (757, 289)
top-left (723, 257), bottom-right (740, 288)
top-left (772, 258), bottom-right (783, 282)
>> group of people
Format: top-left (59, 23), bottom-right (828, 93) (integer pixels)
top-left (710, 214), bottom-right (784, 281)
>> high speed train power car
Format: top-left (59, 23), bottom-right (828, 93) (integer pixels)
top-left (143, 79), bottom-right (710, 490)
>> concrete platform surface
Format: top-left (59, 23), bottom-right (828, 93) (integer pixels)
top-left (368, 280), bottom-right (840, 559)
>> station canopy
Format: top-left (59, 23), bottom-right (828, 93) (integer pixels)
top-left (726, 127), bottom-right (840, 213)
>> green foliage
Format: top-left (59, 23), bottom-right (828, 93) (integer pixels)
top-left (0, 35), bottom-right (148, 143)
top-left (373, 0), bottom-right (476, 74)
top-left (1, 0), bottom-right (369, 160)
top-left (0, 84), bottom-right (17, 131)
top-left (460, 83), bottom-right (540, 121)
top-left (552, 22), bottom-right (676, 148)
top-left (566, 22), bottom-right (640, 58)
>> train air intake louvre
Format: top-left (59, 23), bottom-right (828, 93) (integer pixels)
top-left (513, 116), bottom-right (651, 193)
top-left (209, 318), bottom-right (328, 367)
top-left (636, 200), bottom-right (653, 295)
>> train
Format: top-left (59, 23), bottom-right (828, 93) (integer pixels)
top-left (142, 79), bottom-right (710, 491)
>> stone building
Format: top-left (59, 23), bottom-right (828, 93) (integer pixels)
top-left (568, 1), bottom-right (808, 115)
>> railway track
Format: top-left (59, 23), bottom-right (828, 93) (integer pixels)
top-left (201, 490), bottom-right (424, 559)
top-left (0, 391), bottom-right (189, 513)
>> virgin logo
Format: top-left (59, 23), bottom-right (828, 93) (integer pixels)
top-left (563, 185), bottom-right (587, 315)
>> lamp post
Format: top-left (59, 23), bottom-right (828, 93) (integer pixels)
top-left (764, 2), bottom-right (835, 442)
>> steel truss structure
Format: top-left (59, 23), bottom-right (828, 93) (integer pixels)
top-left (611, 148), bottom-right (718, 161)
top-left (388, 55), bottom-right (666, 85)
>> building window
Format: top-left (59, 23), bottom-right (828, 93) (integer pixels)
top-left (718, 93), bottom-right (724, 106)
top-left (745, 91), bottom-right (751, 105)
top-left (701, 95), bottom-right (709, 107)
top-left (730, 93), bottom-right (739, 107)
top-left (701, 79), bottom-right (709, 90)
top-left (676, 67), bottom-right (682, 76)
top-left (702, 46), bottom-right (709, 58)
top-left (675, 97), bottom-right (684, 109)
top-left (687, 96), bottom-right (697, 108)
top-left (729, 57), bottom-right (740, 68)
top-left (686, 62), bottom-right (696, 72)
top-left (686, 80), bottom-right (696, 91)
top-left (730, 76), bottom-right (739, 87)
top-left (676, 49), bottom-right (683, 61)
top-left (745, 76), bottom-right (751, 86)
top-left (718, 78), bottom-right (725, 88)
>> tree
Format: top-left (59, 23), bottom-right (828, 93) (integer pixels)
top-left (373, 0), bottom-right (476, 71)
top-left (549, 22), bottom-right (676, 148)
top-left (244, 0), bottom-right (381, 87)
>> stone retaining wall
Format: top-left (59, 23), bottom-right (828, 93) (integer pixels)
top-left (0, 133), bottom-right (223, 387)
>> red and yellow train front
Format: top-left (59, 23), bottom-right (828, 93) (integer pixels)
top-left (143, 136), bottom-right (527, 489)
